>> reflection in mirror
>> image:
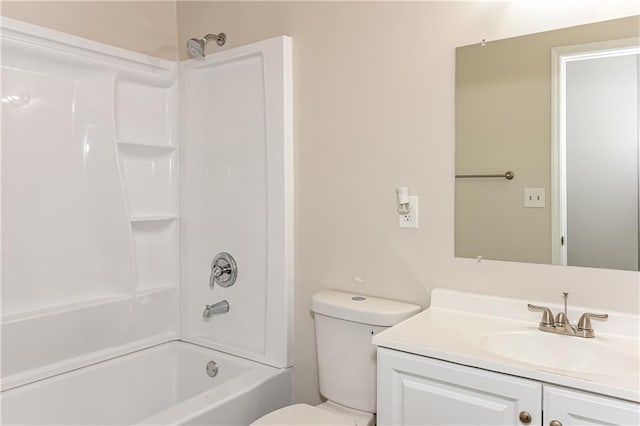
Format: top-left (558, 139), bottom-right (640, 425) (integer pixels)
top-left (455, 16), bottom-right (639, 271)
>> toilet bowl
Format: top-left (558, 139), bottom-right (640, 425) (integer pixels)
top-left (251, 401), bottom-right (373, 426)
top-left (250, 290), bottom-right (421, 426)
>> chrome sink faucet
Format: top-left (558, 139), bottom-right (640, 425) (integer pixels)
top-left (528, 293), bottom-right (608, 338)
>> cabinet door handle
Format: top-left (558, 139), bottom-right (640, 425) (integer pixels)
top-left (549, 421), bottom-right (562, 426)
top-left (519, 411), bottom-right (532, 424)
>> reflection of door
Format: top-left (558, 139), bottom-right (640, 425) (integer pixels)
top-left (566, 53), bottom-right (638, 270)
top-left (551, 41), bottom-right (639, 271)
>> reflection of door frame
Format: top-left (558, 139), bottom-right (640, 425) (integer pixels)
top-left (550, 38), bottom-right (640, 266)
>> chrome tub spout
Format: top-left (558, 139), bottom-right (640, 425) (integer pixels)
top-left (203, 300), bottom-right (230, 319)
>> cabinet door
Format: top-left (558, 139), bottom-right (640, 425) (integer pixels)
top-left (544, 385), bottom-right (640, 426)
top-left (377, 348), bottom-right (542, 426)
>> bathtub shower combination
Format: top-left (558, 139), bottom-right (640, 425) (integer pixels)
top-left (1, 18), bottom-right (294, 425)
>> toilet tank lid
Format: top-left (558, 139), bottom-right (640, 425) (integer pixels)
top-left (311, 290), bottom-right (421, 326)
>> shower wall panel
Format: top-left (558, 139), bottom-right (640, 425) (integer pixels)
top-left (1, 18), bottom-right (178, 390)
top-left (179, 36), bottom-right (293, 369)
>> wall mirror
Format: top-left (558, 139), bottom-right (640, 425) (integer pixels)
top-left (455, 16), bottom-right (639, 271)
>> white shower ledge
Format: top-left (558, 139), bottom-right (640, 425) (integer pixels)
top-left (372, 289), bottom-right (640, 403)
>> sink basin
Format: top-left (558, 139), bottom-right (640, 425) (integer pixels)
top-left (478, 331), bottom-right (639, 377)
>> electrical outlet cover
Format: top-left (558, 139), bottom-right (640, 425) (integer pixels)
top-left (399, 196), bottom-right (419, 228)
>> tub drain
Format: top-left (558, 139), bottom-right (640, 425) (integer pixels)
top-left (206, 360), bottom-right (219, 377)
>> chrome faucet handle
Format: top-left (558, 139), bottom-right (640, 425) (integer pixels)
top-left (528, 304), bottom-right (555, 330)
top-left (576, 312), bottom-right (608, 338)
top-left (554, 311), bottom-right (576, 335)
top-left (555, 311), bottom-right (568, 325)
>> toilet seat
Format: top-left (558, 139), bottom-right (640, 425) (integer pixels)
top-left (250, 403), bottom-right (355, 426)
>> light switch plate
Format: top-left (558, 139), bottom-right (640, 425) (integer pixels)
top-left (524, 188), bottom-right (545, 208)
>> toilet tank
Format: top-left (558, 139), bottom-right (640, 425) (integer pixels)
top-left (311, 290), bottom-right (421, 413)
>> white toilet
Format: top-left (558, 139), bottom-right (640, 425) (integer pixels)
top-left (252, 290), bottom-right (421, 426)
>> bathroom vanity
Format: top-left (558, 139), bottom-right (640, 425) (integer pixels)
top-left (373, 289), bottom-right (640, 426)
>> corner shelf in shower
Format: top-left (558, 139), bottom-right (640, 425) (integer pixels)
top-left (117, 140), bottom-right (176, 154)
top-left (117, 142), bottom-right (177, 217)
top-left (114, 78), bottom-right (178, 309)
top-left (135, 282), bottom-right (178, 297)
top-left (130, 215), bottom-right (177, 223)
top-left (130, 219), bottom-right (178, 294)
top-left (115, 79), bottom-right (176, 149)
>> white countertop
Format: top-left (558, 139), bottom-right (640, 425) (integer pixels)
top-left (372, 289), bottom-right (640, 403)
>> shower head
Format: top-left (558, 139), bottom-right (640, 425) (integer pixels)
top-left (187, 38), bottom-right (205, 58)
top-left (186, 33), bottom-right (226, 59)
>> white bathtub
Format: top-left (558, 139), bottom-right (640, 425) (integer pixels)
top-left (0, 341), bottom-right (292, 425)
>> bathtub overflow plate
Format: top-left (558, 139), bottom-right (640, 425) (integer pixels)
top-left (206, 360), bottom-right (219, 377)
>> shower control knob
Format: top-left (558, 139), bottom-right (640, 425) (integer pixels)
top-left (211, 264), bottom-right (229, 278)
top-left (209, 252), bottom-right (238, 288)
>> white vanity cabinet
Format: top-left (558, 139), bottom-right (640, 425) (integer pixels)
top-left (378, 347), bottom-right (542, 425)
top-left (377, 347), bottom-right (640, 426)
top-left (544, 385), bottom-right (640, 426)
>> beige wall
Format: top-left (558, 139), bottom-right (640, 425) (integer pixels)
top-left (1, 1), bottom-right (178, 60)
top-left (455, 17), bottom-right (639, 265)
top-left (176, 1), bottom-right (640, 405)
top-left (2, 0), bottom-right (639, 408)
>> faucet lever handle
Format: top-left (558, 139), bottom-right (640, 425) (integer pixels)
top-left (528, 304), bottom-right (555, 327)
top-left (555, 311), bottom-right (569, 326)
top-left (577, 312), bottom-right (608, 333)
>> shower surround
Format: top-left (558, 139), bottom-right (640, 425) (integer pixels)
top-left (1, 17), bottom-right (293, 425)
